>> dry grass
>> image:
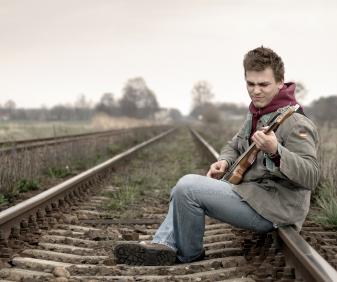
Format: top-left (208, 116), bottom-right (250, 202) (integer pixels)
top-left (193, 119), bottom-right (244, 152)
top-left (0, 125), bottom-right (167, 205)
top-left (0, 121), bottom-right (92, 142)
top-left (316, 125), bottom-right (337, 188)
top-left (0, 115), bottom-right (161, 142)
top-left (90, 113), bottom-right (159, 130)
top-left (312, 180), bottom-right (337, 226)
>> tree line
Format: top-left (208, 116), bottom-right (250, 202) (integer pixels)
top-left (1, 78), bottom-right (336, 125)
top-left (188, 80), bottom-right (337, 125)
top-left (0, 77), bottom-right (181, 122)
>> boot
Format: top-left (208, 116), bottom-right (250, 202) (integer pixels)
top-left (114, 242), bottom-right (177, 266)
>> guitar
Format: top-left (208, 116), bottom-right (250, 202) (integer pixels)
top-left (223, 104), bottom-right (300, 184)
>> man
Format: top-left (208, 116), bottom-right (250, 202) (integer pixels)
top-left (114, 46), bottom-right (320, 266)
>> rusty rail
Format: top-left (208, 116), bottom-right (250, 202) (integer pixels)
top-left (0, 125), bottom-right (169, 153)
top-left (190, 128), bottom-right (337, 282)
top-left (0, 127), bottom-right (175, 258)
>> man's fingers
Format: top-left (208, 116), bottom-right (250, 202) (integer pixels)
top-left (219, 161), bottom-right (227, 171)
top-left (207, 161), bottom-right (228, 179)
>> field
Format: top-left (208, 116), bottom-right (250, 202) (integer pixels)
top-left (0, 117), bottom-right (165, 208)
top-left (1, 116), bottom-right (336, 228)
top-left (0, 115), bottom-right (158, 142)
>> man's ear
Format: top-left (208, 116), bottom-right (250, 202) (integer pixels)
top-left (278, 80), bottom-right (284, 90)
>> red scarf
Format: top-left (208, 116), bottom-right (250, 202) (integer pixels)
top-left (249, 82), bottom-right (302, 135)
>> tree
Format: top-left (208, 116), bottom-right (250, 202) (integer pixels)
top-left (74, 94), bottom-right (90, 109)
top-left (50, 105), bottom-right (71, 121)
top-left (4, 100), bottom-right (16, 110)
top-left (295, 82), bottom-right (308, 103)
top-left (190, 102), bottom-right (220, 123)
top-left (95, 92), bottom-right (118, 116)
top-left (3, 99), bottom-right (16, 116)
top-left (309, 95), bottom-right (337, 124)
top-left (119, 77), bottom-right (159, 118)
top-left (191, 80), bottom-right (214, 109)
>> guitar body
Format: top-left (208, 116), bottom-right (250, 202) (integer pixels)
top-left (226, 147), bottom-right (259, 184)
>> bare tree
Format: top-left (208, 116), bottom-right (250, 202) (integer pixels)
top-left (191, 80), bottom-right (214, 108)
top-left (120, 77), bottom-right (159, 118)
top-left (3, 99), bottom-right (16, 116)
top-left (4, 100), bottom-right (16, 110)
top-left (74, 94), bottom-right (91, 108)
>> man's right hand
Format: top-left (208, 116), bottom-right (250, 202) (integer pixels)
top-left (206, 160), bottom-right (229, 179)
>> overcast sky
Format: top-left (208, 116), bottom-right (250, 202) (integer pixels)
top-left (1, 0), bottom-right (337, 115)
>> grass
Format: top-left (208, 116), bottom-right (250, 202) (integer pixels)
top-left (103, 128), bottom-right (211, 218)
top-left (0, 122), bottom-right (165, 206)
top-left (312, 181), bottom-right (337, 227)
top-left (0, 116), bottom-right (158, 142)
top-left (0, 178), bottom-right (40, 205)
top-left (105, 184), bottom-right (141, 210)
top-left (17, 179), bottom-right (39, 193)
top-left (45, 166), bottom-right (73, 178)
top-left (0, 121), bottom-right (93, 142)
top-left (0, 193), bottom-right (6, 205)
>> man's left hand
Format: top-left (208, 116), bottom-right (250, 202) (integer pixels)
top-left (251, 126), bottom-right (278, 154)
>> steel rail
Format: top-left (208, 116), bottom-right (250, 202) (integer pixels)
top-left (0, 128), bottom-right (126, 147)
top-left (0, 127), bottom-right (175, 255)
top-left (0, 125), bottom-right (169, 153)
top-left (190, 127), bottom-right (337, 282)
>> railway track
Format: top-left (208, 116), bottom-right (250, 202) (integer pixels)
top-left (0, 125), bottom-right (169, 153)
top-left (0, 125), bottom-right (169, 212)
top-left (0, 127), bottom-right (336, 281)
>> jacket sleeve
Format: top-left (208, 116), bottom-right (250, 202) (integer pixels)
top-left (277, 115), bottom-right (320, 190)
top-left (218, 134), bottom-right (241, 166)
top-left (218, 121), bottom-right (247, 166)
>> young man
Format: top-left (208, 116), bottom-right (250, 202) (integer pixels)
top-left (114, 46), bottom-right (320, 266)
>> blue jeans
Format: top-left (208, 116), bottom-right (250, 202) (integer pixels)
top-left (152, 174), bottom-right (274, 263)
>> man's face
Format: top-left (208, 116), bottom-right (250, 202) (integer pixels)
top-left (245, 67), bottom-right (284, 108)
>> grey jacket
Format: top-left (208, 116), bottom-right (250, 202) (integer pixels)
top-left (218, 106), bottom-right (320, 230)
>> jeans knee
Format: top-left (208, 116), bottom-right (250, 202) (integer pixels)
top-left (177, 174), bottom-right (200, 188)
top-left (172, 174), bottom-right (198, 200)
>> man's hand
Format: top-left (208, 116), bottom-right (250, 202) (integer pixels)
top-left (207, 160), bottom-right (229, 179)
top-left (251, 126), bottom-right (278, 154)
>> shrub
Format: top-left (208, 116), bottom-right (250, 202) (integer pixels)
top-left (17, 179), bottom-right (39, 193)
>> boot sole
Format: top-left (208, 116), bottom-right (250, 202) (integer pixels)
top-left (114, 243), bottom-right (176, 266)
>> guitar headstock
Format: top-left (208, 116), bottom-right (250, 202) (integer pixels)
top-left (275, 104), bottom-right (300, 125)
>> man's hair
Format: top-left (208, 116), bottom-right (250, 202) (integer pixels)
top-left (243, 46), bottom-right (285, 82)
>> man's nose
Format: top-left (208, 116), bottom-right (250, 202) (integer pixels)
top-left (252, 85), bottom-right (261, 94)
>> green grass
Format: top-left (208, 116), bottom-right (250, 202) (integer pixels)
top-left (313, 181), bottom-right (337, 227)
top-left (45, 166), bottom-right (73, 178)
top-left (0, 179), bottom-right (40, 205)
top-left (103, 128), bottom-right (211, 218)
top-left (17, 179), bottom-right (39, 193)
top-left (0, 193), bottom-right (6, 205)
top-left (105, 184), bottom-right (141, 210)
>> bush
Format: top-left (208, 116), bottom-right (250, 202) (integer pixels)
top-left (17, 179), bottom-right (39, 193)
